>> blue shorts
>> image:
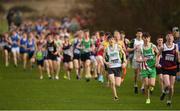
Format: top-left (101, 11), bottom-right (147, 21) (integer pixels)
top-left (20, 50), bottom-right (27, 54)
top-left (37, 60), bottom-right (44, 66)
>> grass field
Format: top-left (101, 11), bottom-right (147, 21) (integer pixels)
top-left (0, 20), bottom-right (179, 110)
top-left (0, 53), bottom-right (179, 110)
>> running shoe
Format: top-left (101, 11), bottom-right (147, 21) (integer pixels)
top-left (146, 99), bottom-right (151, 104)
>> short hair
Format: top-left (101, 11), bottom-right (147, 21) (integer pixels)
top-left (166, 31), bottom-right (173, 35)
top-left (157, 34), bottom-right (164, 39)
top-left (120, 30), bottom-right (125, 35)
top-left (165, 31), bottom-right (173, 39)
top-left (142, 32), bottom-right (151, 38)
top-left (136, 28), bottom-right (143, 32)
top-left (99, 31), bottom-right (105, 36)
top-left (105, 32), bottom-right (111, 36)
top-left (64, 35), bottom-right (69, 39)
top-left (46, 33), bottom-right (52, 38)
top-left (92, 32), bottom-right (96, 36)
top-left (107, 35), bottom-right (114, 40)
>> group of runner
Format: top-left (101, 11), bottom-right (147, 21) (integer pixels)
top-left (0, 18), bottom-right (179, 106)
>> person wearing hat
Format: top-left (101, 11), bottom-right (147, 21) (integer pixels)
top-left (172, 27), bottom-right (180, 81)
top-left (103, 35), bottom-right (127, 101)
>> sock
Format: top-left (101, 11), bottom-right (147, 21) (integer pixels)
top-left (149, 86), bottom-right (154, 91)
top-left (162, 89), bottom-right (165, 93)
top-left (164, 87), bottom-right (169, 94)
top-left (134, 84), bottom-right (138, 87)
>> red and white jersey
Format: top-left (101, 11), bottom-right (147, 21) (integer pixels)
top-left (161, 43), bottom-right (178, 70)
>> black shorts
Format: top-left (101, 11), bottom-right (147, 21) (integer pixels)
top-left (162, 68), bottom-right (177, 76)
top-left (73, 53), bottom-right (81, 60)
top-left (81, 52), bottom-right (90, 62)
top-left (47, 55), bottom-right (57, 61)
top-left (3, 46), bottom-right (11, 52)
top-left (177, 63), bottom-right (180, 72)
top-left (28, 51), bottom-right (34, 59)
top-left (63, 54), bottom-right (72, 63)
top-left (44, 56), bottom-right (47, 60)
top-left (156, 67), bottom-right (163, 75)
top-left (108, 67), bottom-right (122, 77)
top-left (104, 64), bottom-right (108, 71)
top-left (37, 60), bottom-right (44, 66)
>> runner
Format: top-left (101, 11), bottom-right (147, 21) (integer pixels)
top-left (62, 36), bottom-right (73, 80)
top-left (3, 32), bottom-right (11, 67)
top-left (96, 31), bottom-right (106, 82)
top-left (127, 28), bottom-right (144, 94)
top-left (90, 32), bottom-right (98, 79)
top-left (159, 32), bottom-right (179, 106)
top-left (172, 27), bottom-right (180, 81)
top-left (156, 35), bottom-right (165, 94)
top-left (46, 33), bottom-right (58, 79)
top-left (35, 43), bottom-right (45, 79)
top-left (73, 30), bottom-right (83, 79)
top-left (114, 30), bottom-right (128, 83)
top-left (136, 32), bottom-right (158, 104)
top-left (54, 33), bottom-right (63, 80)
top-left (80, 29), bottom-right (92, 82)
top-left (19, 32), bottom-right (28, 69)
top-left (26, 32), bottom-right (36, 68)
top-left (104, 35), bottom-right (127, 100)
top-left (10, 30), bottom-right (20, 67)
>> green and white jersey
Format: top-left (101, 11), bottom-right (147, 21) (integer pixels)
top-left (81, 38), bottom-right (92, 53)
top-left (106, 44), bottom-right (122, 68)
top-left (141, 43), bottom-right (156, 69)
top-left (55, 39), bottom-right (63, 47)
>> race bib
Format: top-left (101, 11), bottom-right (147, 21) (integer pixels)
top-left (74, 49), bottom-right (80, 54)
top-left (111, 59), bottom-right (119, 63)
top-left (165, 54), bottom-right (174, 61)
top-left (48, 47), bottom-right (54, 52)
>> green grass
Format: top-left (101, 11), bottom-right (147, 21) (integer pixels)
top-left (0, 20), bottom-right (179, 109)
top-left (0, 53), bottom-right (179, 110)
top-left (0, 19), bottom-right (8, 34)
